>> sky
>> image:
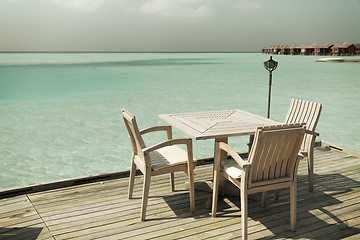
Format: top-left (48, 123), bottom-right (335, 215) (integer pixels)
top-left (0, 0), bottom-right (359, 52)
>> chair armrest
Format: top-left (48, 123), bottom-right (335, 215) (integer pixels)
top-left (143, 138), bottom-right (192, 155)
top-left (219, 142), bottom-right (250, 169)
top-left (305, 129), bottom-right (319, 137)
top-left (140, 125), bottom-right (172, 139)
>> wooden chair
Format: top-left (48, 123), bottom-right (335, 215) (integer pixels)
top-left (122, 109), bottom-right (196, 221)
top-left (285, 99), bottom-right (322, 192)
top-left (212, 124), bottom-right (306, 240)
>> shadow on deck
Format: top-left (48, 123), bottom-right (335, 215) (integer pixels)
top-left (0, 143), bottom-right (359, 239)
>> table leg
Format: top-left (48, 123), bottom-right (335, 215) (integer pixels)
top-left (214, 138), bottom-right (228, 196)
top-left (184, 137), bottom-right (259, 209)
top-left (184, 138), bottom-right (228, 193)
top-left (248, 134), bottom-right (254, 152)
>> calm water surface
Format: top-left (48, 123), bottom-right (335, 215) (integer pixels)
top-left (0, 53), bottom-right (359, 189)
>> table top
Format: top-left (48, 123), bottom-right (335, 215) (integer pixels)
top-left (159, 109), bottom-right (281, 140)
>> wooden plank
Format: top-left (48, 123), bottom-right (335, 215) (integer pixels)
top-left (45, 189), bottom-right (194, 228)
top-left (0, 196), bottom-right (54, 240)
top-left (85, 183), bottom-right (358, 239)
top-left (208, 190), bottom-right (359, 239)
top-left (0, 199), bottom-right (33, 216)
top-left (0, 196), bottom-right (36, 222)
top-left (30, 175), bottom-right (188, 214)
top-left (0, 223), bottom-right (53, 240)
top-left (341, 232), bottom-right (360, 240)
top-left (200, 193), bottom-right (360, 240)
top-left (0, 145), bottom-right (359, 239)
top-left (51, 192), bottom-right (211, 239)
top-left (0, 169), bottom-right (133, 199)
top-left (33, 175), bottom-right (206, 237)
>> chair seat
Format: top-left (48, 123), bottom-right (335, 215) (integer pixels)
top-left (222, 158), bottom-right (243, 179)
top-left (222, 153), bottom-right (304, 179)
top-left (150, 146), bottom-right (195, 170)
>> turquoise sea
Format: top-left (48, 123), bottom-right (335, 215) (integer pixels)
top-left (1, 53), bottom-right (359, 189)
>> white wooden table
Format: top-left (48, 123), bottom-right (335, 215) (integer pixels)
top-left (159, 109), bottom-right (281, 197)
top-left (159, 109), bottom-right (280, 140)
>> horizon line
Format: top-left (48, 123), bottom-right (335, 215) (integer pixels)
top-left (0, 51), bottom-right (261, 54)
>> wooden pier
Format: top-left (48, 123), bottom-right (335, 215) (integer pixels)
top-left (1, 142), bottom-right (359, 239)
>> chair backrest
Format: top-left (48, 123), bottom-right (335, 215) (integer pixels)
top-left (247, 124), bottom-right (306, 188)
top-left (122, 109), bottom-right (146, 158)
top-left (285, 99), bottom-right (322, 151)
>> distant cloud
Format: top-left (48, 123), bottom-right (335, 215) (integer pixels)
top-left (236, 0), bottom-right (260, 10)
top-left (41, 0), bottom-right (104, 12)
top-left (6, 0), bottom-right (27, 2)
top-left (138, 0), bottom-right (213, 20)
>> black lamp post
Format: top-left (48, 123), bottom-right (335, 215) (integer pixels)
top-left (264, 56), bottom-right (278, 118)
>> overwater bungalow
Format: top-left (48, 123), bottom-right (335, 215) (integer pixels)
top-left (263, 42), bottom-right (358, 56)
top-left (280, 45), bottom-right (290, 55)
top-left (355, 44), bottom-right (360, 55)
top-left (262, 46), bottom-right (269, 54)
top-left (290, 44), bottom-right (301, 55)
top-left (313, 43), bottom-right (333, 55)
top-left (300, 44), bottom-right (314, 55)
top-left (331, 42), bottom-right (356, 56)
top-left (273, 45), bottom-right (281, 55)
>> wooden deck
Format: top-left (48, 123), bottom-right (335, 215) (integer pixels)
top-left (1, 143), bottom-right (360, 239)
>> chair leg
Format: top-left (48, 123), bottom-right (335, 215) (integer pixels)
top-left (290, 183), bottom-right (297, 232)
top-left (261, 191), bottom-right (267, 208)
top-left (128, 157), bottom-right (136, 199)
top-left (262, 190), bottom-right (280, 208)
top-left (187, 168), bottom-right (195, 214)
top-left (170, 173), bottom-right (175, 192)
top-left (241, 184), bottom-right (248, 240)
top-left (211, 165), bottom-right (220, 217)
top-left (274, 190), bottom-right (280, 200)
top-left (140, 170), bottom-right (151, 221)
top-left (212, 141), bottom-right (223, 218)
top-left (308, 149), bottom-right (314, 192)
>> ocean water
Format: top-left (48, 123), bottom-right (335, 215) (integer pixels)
top-left (0, 53), bottom-right (359, 189)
